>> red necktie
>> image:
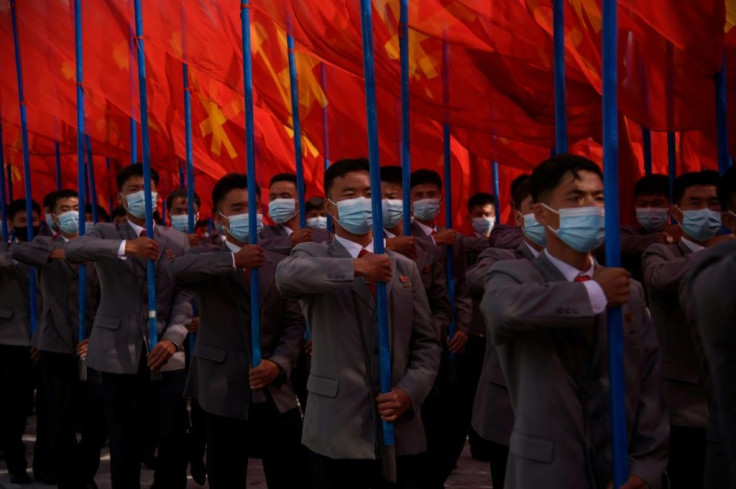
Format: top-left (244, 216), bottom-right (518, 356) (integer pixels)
top-left (575, 275), bottom-right (591, 282)
top-left (140, 230), bottom-right (146, 238)
top-left (358, 249), bottom-right (376, 299)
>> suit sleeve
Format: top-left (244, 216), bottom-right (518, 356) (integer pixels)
top-left (257, 228), bottom-right (292, 255)
top-left (489, 226), bottom-right (523, 249)
top-left (451, 239), bottom-right (473, 335)
top-left (169, 250), bottom-right (236, 290)
top-left (482, 261), bottom-right (596, 340)
top-left (466, 248), bottom-right (516, 299)
top-left (267, 295), bottom-right (305, 380)
top-left (11, 236), bottom-right (56, 266)
top-left (642, 244), bottom-right (697, 293)
top-left (64, 225), bottom-right (123, 264)
top-left (395, 260), bottom-right (442, 411)
top-left (275, 243), bottom-right (355, 298)
top-left (621, 228), bottom-right (664, 254)
top-left (627, 283), bottom-right (669, 486)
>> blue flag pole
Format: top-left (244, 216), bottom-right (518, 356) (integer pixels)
top-left (55, 142), bottom-right (62, 191)
top-left (0, 122), bottom-right (8, 244)
top-left (602, 0), bottom-right (628, 487)
top-left (492, 161), bottom-right (501, 216)
top-left (133, 0), bottom-right (158, 349)
top-left (716, 52), bottom-right (731, 174)
top-left (642, 127), bottom-right (652, 176)
top-left (359, 0), bottom-right (394, 448)
top-left (667, 132), bottom-right (676, 202)
top-left (287, 34), bottom-right (307, 229)
top-left (183, 62), bottom-right (197, 353)
top-left (442, 39), bottom-right (457, 355)
top-left (73, 0), bottom-right (87, 346)
top-left (85, 135), bottom-right (98, 223)
top-left (240, 0), bottom-right (261, 367)
top-left (399, 0), bottom-right (411, 235)
top-left (10, 0), bottom-right (38, 335)
top-left (553, 0), bottom-right (568, 153)
top-left (130, 118), bottom-right (137, 165)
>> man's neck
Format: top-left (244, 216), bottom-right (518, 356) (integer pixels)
top-left (227, 235), bottom-right (247, 248)
top-left (283, 216), bottom-right (300, 232)
top-left (386, 223), bottom-right (403, 236)
top-left (682, 233), bottom-right (710, 247)
top-left (546, 238), bottom-right (591, 271)
top-left (127, 215), bottom-right (146, 228)
top-left (335, 227), bottom-right (372, 248)
top-left (416, 218), bottom-right (435, 228)
top-left (523, 236), bottom-right (542, 252)
top-left (60, 231), bottom-right (77, 241)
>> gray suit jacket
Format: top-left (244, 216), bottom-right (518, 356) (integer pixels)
top-left (642, 241), bottom-right (708, 427)
top-left (410, 221), bottom-right (473, 334)
top-left (12, 236), bottom-right (100, 354)
top-left (413, 237), bottom-right (451, 337)
top-left (276, 239), bottom-right (441, 459)
top-left (467, 244), bottom-right (534, 446)
top-left (680, 240), bottom-right (736, 488)
top-left (489, 225), bottom-right (523, 250)
top-left (484, 253), bottom-right (668, 489)
top-left (0, 243), bottom-right (31, 347)
top-left (170, 245), bottom-right (304, 420)
top-left (258, 225), bottom-right (330, 256)
top-left (65, 222), bottom-right (193, 374)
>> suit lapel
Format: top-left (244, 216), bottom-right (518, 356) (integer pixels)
top-left (328, 239), bottom-right (375, 311)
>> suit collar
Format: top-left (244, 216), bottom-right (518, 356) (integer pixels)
top-left (543, 249), bottom-right (596, 282)
top-left (680, 237), bottom-right (704, 254)
top-left (533, 252), bottom-right (568, 282)
top-left (518, 241), bottom-right (538, 260)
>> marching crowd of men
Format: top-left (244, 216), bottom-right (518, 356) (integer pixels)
top-left (0, 154), bottom-right (735, 489)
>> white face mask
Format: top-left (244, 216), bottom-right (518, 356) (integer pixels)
top-left (543, 204), bottom-right (605, 253)
top-left (471, 216), bottom-right (495, 236)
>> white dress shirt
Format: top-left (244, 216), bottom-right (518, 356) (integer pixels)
top-left (335, 234), bottom-right (375, 259)
top-left (117, 219), bottom-right (155, 259)
top-left (680, 237), bottom-right (705, 254)
top-left (544, 249), bottom-right (607, 315)
top-left (523, 241), bottom-right (540, 258)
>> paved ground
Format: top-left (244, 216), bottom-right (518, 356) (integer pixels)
top-left (0, 416), bottom-right (492, 488)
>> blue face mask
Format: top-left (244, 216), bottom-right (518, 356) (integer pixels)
top-left (306, 216), bottom-right (328, 230)
top-left (331, 197), bottom-right (372, 235)
top-left (268, 198), bottom-right (297, 225)
top-left (123, 190), bottom-right (158, 219)
top-left (220, 212), bottom-right (263, 243)
top-left (57, 211), bottom-right (79, 235)
top-left (636, 207), bottom-right (669, 233)
top-left (678, 207), bottom-right (721, 241)
top-left (543, 204), bottom-right (605, 253)
top-left (471, 217), bottom-right (495, 236)
top-left (412, 198), bottom-right (441, 222)
top-left (382, 199), bottom-right (403, 229)
top-left (170, 215), bottom-right (191, 232)
top-left (522, 212), bottom-right (547, 247)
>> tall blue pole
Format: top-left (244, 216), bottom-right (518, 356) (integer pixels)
top-left (183, 62), bottom-right (197, 354)
top-left (10, 0), bottom-right (38, 334)
top-left (287, 34), bottom-right (307, 229)
top-left (359, 0), bottom-right (394, 448)
top-left (492, 160), bottom-right (501, 216)
top-left (667, 132), bottom-right (676, 202)
top-left (399, 0), bottom-right (411, 235)
top-left (73, 0), bottom-right (87, 345)
top-left (0, 122), bottom-right (8, 243)
top-left (85, 135), bottom-right (99, 223)
top-left (642, 127), bottom-right (652, 176)
top-left (442, 39), bottom-right (457, 355)
top-left (716, 52), bottom-right (731, 174)
top-left (602, 0), bottom-right (628, 487)
top-left (133, 0), bottom-right (158, 349)
top-left (240, 0), bottom-right (261, 367)
top-left (130, 118), bottom-right (137, 165)
top-left (55, 142), bottom-right (62, 190)
top-left (553, 0), bottom-right (568, 153)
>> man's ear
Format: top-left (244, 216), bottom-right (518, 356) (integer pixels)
top-left (722, 211), bottom-right (736, 234)
top-left (534, 203), bottom-right (548, 227)
top-left (117, 192), bottom-right (125, 207)
top-left (514, 211), bottom-right (524, 228)
top-left (324, 198), bottom-right (338, 219)
top-left (670, 204), bottom-right (683, 224)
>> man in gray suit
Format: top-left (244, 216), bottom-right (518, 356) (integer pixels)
top-left (276, 158), bottom-right (441, 489)
top-left (642, 170), bottom-right (734, 489)
top-left (65, 165), bottom-right (193, 489)
top-left (487, 174), bottom-right (531, 251)
top-left (259, 173), bottom-right (330, 255)
top-left (466, 177), bottom-right (544, 489)
top-left (12, 189), bottom-right (104, 488)
top-left (169, 173), bottom-right (306, 489)
top-left (483, 154), bottom-right (668, 489)
top-left (679, 166), bottom-right (736, 489)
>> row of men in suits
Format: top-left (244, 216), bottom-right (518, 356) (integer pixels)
top-left (3, 155), bottom-right (735, 489)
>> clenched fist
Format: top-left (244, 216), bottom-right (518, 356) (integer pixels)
top-left (354, 252), bottom-right (392, 283)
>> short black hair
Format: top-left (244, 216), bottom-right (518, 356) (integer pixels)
top-left (8, 199), bottom-right (41, 220)
top-left (634, 174), bottom-right (669, 199)
top-left (467, 192), bottom-right (495, 212)
top-left (270, 173), bottom-right (297, 187)
top-left (85, 204), bottom-right (110, 223)
top-left (718, 166), bottom-right (736, 212)
top-left (673, 171), bottom-right (719, 206)
top-left (43, 191), bottom-right (58, 210)
top-left (211, 173), bottom-right (260, 211)
top-left (324, 158), bottom-right (370, 198)
top-left (410, 169), bottom-right (442, 191)
top-left (529, 153), bottom-right (603, 203)
top-left (52, 190), bottom-right (79, 211)
top-left (512, 179), bottom-right (533, 210)
top-left (306, 196), bottom-right (324, 213)
top-left (380, 166), bottom-right (403, 186)
top-left (166, 187), bottom-right (201, 212)
top-left (116, 164), bottom-right (160, 191)
top-left (111, 206), bottom-right (127, 219)
top-left (510, 174), bottom-right (530, 199)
